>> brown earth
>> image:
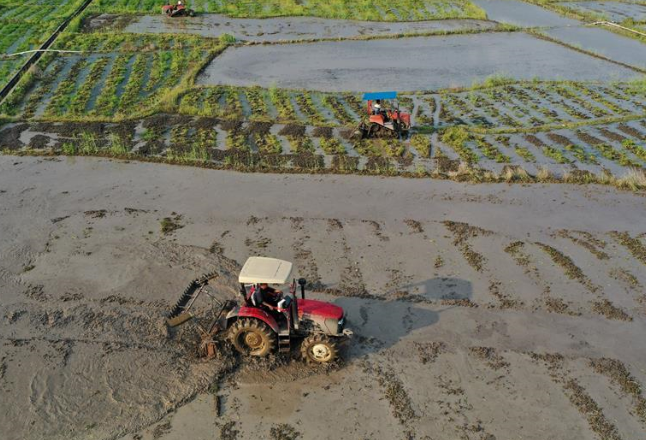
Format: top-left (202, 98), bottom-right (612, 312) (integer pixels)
top-left (1, 156), bottom-right (645, 440)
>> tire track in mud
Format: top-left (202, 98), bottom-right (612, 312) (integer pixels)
top-left (362, 219), bottom-right (390, 242)
top-left (0, 234), bottom-right (244, 440)
top-left (463, 347), bottom-right (609, 439)
top-left (530, 353), bottom-right (625, 440)
top-left (536, 241), bottom-right (632, 321)
top-left (589, 358), bottom-right (646, 428)
top-left (286, 216), bottom-right (323, 290)
top-left (0, 299), bottom-right (226, 440)
top-left (504, 237), bottom-right (634, 320)
top-left (553, 230), bottom-right (646, 317)
top-left (443, 220), bottom-right (524, 311)
top-left (412, 346), bottom-right (501, 439)
top-left (362, 360), bottom-right (418, 440)
top-left (610, 231), bottom-right (646, 266)
top-left (504, 240), bottom-right (580, 316)
top-left (609, 268), bottom-right (646, 310)
top-left (319, 218), bottom-right (370, 298)
top-left (243, 215), bottom-right (273, 256)
top-left (434, 372), bottom-right (497, 440)
top-left (555, 230), bottom-right (610, 260)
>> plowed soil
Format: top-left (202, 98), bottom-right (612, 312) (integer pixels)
top-left (1, 156), bottom-right (645, 440)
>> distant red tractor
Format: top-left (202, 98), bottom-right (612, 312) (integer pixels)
top-left (162, 1), bottom-right (195, 17)
top-left (356, 91), bottom-right (411, 139)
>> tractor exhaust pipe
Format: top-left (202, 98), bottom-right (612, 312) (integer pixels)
top-left (298, 278), bottom-right (306, 300)
top-left (291, 278), bottom-right (299, 330)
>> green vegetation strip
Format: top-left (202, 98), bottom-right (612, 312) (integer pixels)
top-left (90, 0), bottom-right (486, 21)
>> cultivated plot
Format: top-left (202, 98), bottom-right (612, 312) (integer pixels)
top-left (0, 0), bottom-right (87, 88)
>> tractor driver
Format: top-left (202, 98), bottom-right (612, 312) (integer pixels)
top-left (373, 99), bottom-right (388, 121)
top-left (253, 283), bottom-right (284, 316)
top-left (372, 99), bottom-right (382, 115)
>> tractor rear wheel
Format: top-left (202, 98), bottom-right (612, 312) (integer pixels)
top-left (229, 318), bottom-right (276, 357)
top-left (301, 334), bottom-right (338, 364)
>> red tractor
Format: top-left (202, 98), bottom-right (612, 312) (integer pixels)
top-left (167, 257), bottom-right (352, 363)
top-left (162, 1), bottom-right (195, 17)
top-left (356, 91), bottom-right (411, 139)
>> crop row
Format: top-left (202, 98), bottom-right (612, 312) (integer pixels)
top-left (0, 0), bottom-right (87, 88)
top-left (53, 32), bottom-right (217, 53)
top-left (2, 48), bottom-right (206, 118)
top-left (178, 87), bottom-right (366, 126)
top-left (438, 82), bottom-right (646, 129)
top-left (5, 120), bottom-right (646, 187)
top-left (0, 0), bottom-right (85, 23)
top-left (434, 120), bottom-right (646, 170)
top-left (0, 56), bottom-right (28, 90)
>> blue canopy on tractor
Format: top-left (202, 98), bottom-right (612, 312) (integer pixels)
top-left (362, 91), bottom-right (397, 101)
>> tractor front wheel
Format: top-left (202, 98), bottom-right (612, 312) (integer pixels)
top-left (301, 334), bottom-right (338, 364)
top-left (229, 318), bottom-right (276, 357)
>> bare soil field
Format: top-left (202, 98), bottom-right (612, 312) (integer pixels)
top-left (1, 156), bottom-right (646, 440)
top-left (196, 33), bottom-right (639, 91)
top-left (122, 14), bottom-right (497, 42)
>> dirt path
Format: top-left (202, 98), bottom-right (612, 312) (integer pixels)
top-left (1, 156), bottom-right (646, 439)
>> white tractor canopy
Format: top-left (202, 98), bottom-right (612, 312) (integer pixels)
top-left (238, 257), bottom-right (293, 285)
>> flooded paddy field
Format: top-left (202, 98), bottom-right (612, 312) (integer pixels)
top-left (2, 156), bottom-right (646, 439)
top-left (473, 0), bottom-right (578, 26)
top-left (563, 0), bottom-right (646, 22)
top-left (197, 32), bottom-right (639, 91)
top-left (121, 14), bottom-right (497, 42)
top-left (545, 25), bottom-right (646, 70)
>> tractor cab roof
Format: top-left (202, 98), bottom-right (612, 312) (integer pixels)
top-left (362, 91), bottom-right (397, 101)
top-left (239, 257), bottom-right (293, 284)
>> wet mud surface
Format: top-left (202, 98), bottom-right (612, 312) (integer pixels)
top-left (475, 0), bottom-right (646, 71)
top-left (1, 156), bottom-right (646, 439)
top-left (565, 1), bottom-right (646, 22)
top-left (197, 33), bottom-right (639, 91)
top-left (545, 25), bottom-right (646, 70)
top-left (473, 0), bottom-right (578, 27)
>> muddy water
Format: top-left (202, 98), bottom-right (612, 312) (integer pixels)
top-left (546, 25), bottom-right (646, 70)
top-left (474, 0), bottom-right (646, 71)
top-left (197, 33), bottom-right (638, 92)
top-left (124, 14), bottom-right (497, 42)
top-left (473, 0), bottom-right (578, 27)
